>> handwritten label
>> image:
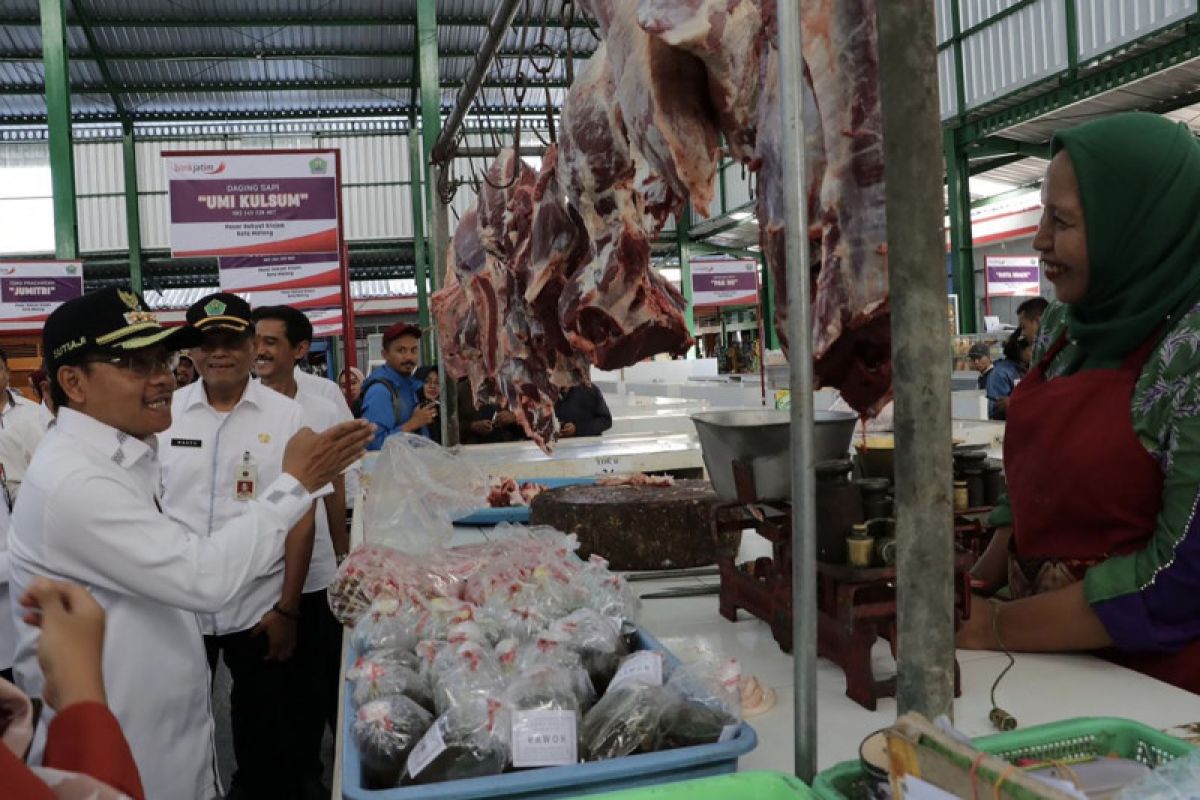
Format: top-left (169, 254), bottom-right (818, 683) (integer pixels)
top-left (406, 717), bottom-right (447, 778)
top-left (608, 650), bottom-right (664, 691)
top-left (719, 724), bottom-right (740, 743)
top-left (511, 710), bottom-right (578, 768)
top-left (593, 455), bottom-right (630, 476)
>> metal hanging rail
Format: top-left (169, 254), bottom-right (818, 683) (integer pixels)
top-left (429, 0), bottom-right (524, 165)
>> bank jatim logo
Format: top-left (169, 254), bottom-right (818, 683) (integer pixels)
top-left (172, 161), bottom-right (227, 175)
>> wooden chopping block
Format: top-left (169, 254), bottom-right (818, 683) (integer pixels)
top-left (529, 479), bottom-right (736, 571)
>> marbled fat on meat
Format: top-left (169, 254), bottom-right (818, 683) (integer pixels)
top-left (556, 45), bottom-right (694, 370)
top-left (584, 0), bottom-right (720, 218)
top-left (637, 0), bottom-right (763, 164)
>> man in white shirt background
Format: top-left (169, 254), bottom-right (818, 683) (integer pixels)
top-left (252, 304), bottom-right (347, 795)
top-left (7, 287), bottom-right (373, 800)
top-left (159, 292), bottom-right (320, 800)
top-left (0, 348), bottom-right (40, 430)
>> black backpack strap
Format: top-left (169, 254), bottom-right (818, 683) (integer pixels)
top-left (361, 377), bottom-right (406, 427)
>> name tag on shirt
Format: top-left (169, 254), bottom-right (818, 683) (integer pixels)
top-left (170, 438), bottom-right (203, 448)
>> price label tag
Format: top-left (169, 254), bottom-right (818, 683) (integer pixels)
top-left (407, 717), bottom-right (447, 778)
top-left (719, 724), bottom-right (740, 743)
top-left (511, 710), bottom-right (578, 768)
top-left (608, 650), bottom-right (664, 691)
top-left (593, 455), bottom-right (630, 475)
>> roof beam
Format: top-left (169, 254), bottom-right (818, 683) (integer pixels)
top-left (0, 48), bottom-right (598, 62)
top-left (0, 13), bottom-right (596, 28)
top-left (66, 0), bottom-right (126, 121)
top-left (0, 105), bottom-right (566, 125)
top-left (0, 79), bottom-right (570, 94)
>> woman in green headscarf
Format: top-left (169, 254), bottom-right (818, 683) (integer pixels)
top-left (958, 113), bottom-right (1200, 694)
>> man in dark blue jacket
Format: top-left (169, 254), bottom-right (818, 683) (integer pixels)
top-left (555, 384), bottom-right (613, 438)
top-left (361, 323), bottom-right (436, 450)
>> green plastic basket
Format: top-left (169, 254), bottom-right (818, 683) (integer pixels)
top-left (577, 771), bottom-right (814, 799)
top-left (812, 717), bottom-right (1195, 799)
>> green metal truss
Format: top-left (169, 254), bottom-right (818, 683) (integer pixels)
top-left (0, 13), bottom-right (597, 28)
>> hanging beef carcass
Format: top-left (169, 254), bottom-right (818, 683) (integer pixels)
top-left (755, 0), bottom-right (892, 417)
top-left (636, 0), bottom-right (763, 164)
top-left (581, 0), bottom-right (721, 221)
top-left (556, 44), bottom-right (694, 369)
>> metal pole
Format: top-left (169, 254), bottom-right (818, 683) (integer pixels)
top-left (678, 203), bottom-right (696, 349)
top-left (877, 0), bottom-right (957, 719)
top-left (429, 0), bottom-right (524, 165)
top-left (416, 0), bottom-right (457, 446)
top-left (40, 0), bottom-right (78, 260)
top-left (121, 120), bottom-right (143, 293)
top-left (775, 0), bottom-right (818, 783)
top-left (945, 126), bottom-right (979, 333)
top-left (407, 115), bottom-right (432, 363)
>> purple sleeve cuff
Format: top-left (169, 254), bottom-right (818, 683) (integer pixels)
top-left (1089, 510), bottom-right (1200, 653)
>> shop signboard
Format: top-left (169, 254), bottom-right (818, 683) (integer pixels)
top-left (218, 252), bottom-right (341, 292)
top-left (0, 260), bottom-right (83, 332)
top-left (984, 256), bottom-right (1041, 297)
top-left (163, 149), bottom-right (341, 258)
top-left (690, 257), bottom-right (759, 308)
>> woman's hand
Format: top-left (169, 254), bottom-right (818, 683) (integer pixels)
top-left (971, 526), bottom-right (1013, 594)
top-left (19, 578), bottom-right (108, 711)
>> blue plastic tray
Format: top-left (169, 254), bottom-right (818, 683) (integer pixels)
top-left (453, 478), bottom-right (596, 526)
top-left (341, 629), bottom-right (759, 800)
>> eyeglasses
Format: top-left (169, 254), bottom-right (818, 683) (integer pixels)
top-left (85, 351), bottom-right (173, 378)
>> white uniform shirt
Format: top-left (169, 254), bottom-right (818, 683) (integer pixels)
top-left (296, 366), bottom-right (351, 415)
top-left (0, 390), bottom-right (39, 430)
top-left (0, 505), bottom-right (12, 671)
top-left (295, 365), bottom-right (362, 506)
top-left (8, 407), bottom-right (316, 800)
top-left (0, 402), bottom-right (54, 502)
top-left (282, 387), bottom-right (341, 594)
top-left (159, 379), bottom-right (305, 635)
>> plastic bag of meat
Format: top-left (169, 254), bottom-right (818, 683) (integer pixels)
top-left (658, 658), bottom-right (743, 748)
top-left (327, 544), bottom-right (431, 626)
top-left (362, 433), bottom-right (488, 554)
top-left (352, 695), bottom-right (434, 789)
top-left (350, 660), bottom-right (435, 714)
top-left (515, 634), bottom-right (597, 711)
top-left (432, 642), bottom-right (506, 716)
top-left (406, 701), bottom-right (509, 784)
top-left (580, 682), bottom-right (673, 761)
top-left (577, 555), bottom-right (642, 626)
top-left (549, 608), bottom-right (627, 691)
top-left (498, 665), bottom-right (584, 768)
top-left (350, 595), bottom-right (426, 656)
top-left (348, 648), bottom-right (422, 684)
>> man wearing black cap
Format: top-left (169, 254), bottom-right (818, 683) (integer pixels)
top-left (6, 288), bottom-right (372, 800)
top-left (361, 322), bottom-right (436, 450)
top-left (157, 292), bottom-right (327, 798)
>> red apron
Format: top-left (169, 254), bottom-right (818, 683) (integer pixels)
top-left (1004, 332), bottom-right (1200, 693)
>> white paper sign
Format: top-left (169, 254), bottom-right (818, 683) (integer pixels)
top-left (511, 710), bottom-right (578, 768)
top-left (406, 717), bottom-right (447, 778)
top-left (718, 724), bottom-right (740, 743)
top-left (608, 651), bottom-right (664, 691)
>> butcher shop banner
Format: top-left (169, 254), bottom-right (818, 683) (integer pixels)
top-left (690, 257), bottom-right (760, 308)
top-left (219, 252), bottom-right (341, 293)
top-left (163, 149), bottom-right (341, 258)
top-left (306, 307), bottom-right (345, 338)
top-left (0, 261), bottom-right (84, 332)
top-left (985, 256), bottom-right (1041, 297)
top-left (240, 285), bottom-right (343, 313)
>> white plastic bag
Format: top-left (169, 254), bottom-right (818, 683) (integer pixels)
top-left (362, 434), bottom-right (487, 553)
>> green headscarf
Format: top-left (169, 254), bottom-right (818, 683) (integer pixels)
top-left (1052, 112), bottom-right (1200, 368)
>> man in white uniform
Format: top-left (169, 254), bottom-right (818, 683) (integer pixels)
top-left (7, 288), bottom-right (373, 800)
top-left (0, 347), bottom-right (41, 430)
top-left (253, 304), bottom-right (346, 795)
top-left (159, 292), bottom-right (321, 800)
